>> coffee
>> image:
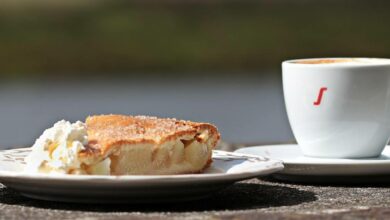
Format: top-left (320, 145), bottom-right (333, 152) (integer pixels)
top-left (292, 58), bottom-right (390, 65)
top-left (293, 58), bottom-right (355, 64)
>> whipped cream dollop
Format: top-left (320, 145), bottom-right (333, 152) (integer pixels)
top-left (25, 120), bottom-right (90, 174)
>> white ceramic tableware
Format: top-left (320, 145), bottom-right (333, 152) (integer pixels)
top-left (283, 58), bottom-right (390, 158)
top-left (0, 148), bottom-right (283, 203)
top-left (236, 144), bottom-right (390, 183)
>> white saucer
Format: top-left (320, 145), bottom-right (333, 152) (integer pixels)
top-left (235, 144), bottom-right (390, 183)
top-left (0, 148), bottom-right (283, 203)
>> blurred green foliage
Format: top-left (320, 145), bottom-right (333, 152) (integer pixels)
top-left (0, 0), bottom-right (390, 78)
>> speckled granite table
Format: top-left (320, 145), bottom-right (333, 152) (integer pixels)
top-left (1, 143), bottom-right (390, 220)
top-left (2, 179), bottom-right (390, 220)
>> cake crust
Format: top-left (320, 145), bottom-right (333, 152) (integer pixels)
top-left (82, 114), bottom-right (220, 157)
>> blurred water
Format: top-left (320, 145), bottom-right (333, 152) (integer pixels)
top-left (0, 73), bottom-right (294, 148)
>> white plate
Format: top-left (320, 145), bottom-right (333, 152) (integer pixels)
top-left (0, 148), bottom-right (283, 203)
top-left (235, 144), bottom-right (390, 183)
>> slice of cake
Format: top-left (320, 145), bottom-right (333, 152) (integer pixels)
top-left (25, 114), bottom-right (220, 175)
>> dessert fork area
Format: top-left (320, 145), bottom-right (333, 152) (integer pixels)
top-left (1, 143), bottom-right (390, 220)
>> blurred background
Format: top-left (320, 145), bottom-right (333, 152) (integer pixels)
top-left (1, 0), bottom-right (390, 148)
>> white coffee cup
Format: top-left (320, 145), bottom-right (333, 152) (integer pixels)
top-left (282, 58), bottom-right (390, 158)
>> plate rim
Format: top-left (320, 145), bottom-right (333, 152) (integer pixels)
top-left (0, 149), bottom-right (284, 183)
top-left (235, 144), bottom-right (390, 166)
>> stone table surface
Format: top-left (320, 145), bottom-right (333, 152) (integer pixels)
top-left (1, 179), bottom-right (390, 220)
top-left (1, 143), bottom-right (390, 219)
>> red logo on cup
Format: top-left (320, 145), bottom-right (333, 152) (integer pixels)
top-left (313, 87), bottom-right (328, 106)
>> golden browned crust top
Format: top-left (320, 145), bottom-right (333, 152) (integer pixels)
top-left (84, 114), bottom-right (220, 156)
